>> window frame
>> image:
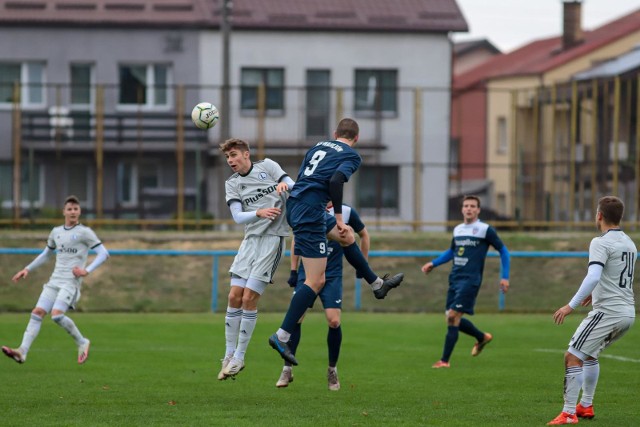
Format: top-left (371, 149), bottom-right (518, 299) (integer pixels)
top-left (0, 61), bottom-right (46, 110)
top-left (497, 116), bottom-right (508, 154)
top-left (0, 161), bottom-right (45, 209)
top-left (354, 69), bottom-right (398, 117)
top-left (70, 63), bottom-right (95, 109)
top-left (355, 165), bottom-right (400, 215)
top-left (240, 67), bottom-right (285, 115)
top-left (65, 161), bottom-right (94, 208)
top-left (117, 161), bottom-right (162, 207)
top-left (117, 63), bottom-right (173, 111)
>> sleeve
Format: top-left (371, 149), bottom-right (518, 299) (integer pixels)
top-left (329, 171), bottom-right (347, 214)
top-left (225, 179), bottom-right (241, 206)
top-left (86, 244), bottom-right (110, 273)
top-left (568, 263), bottom-right (603, 309)
top-left (229, 201), bottom-right (260, 224)
top-left (588, 237), bottom-right (608, 267)
top-left (25, 246), bottom-right (54, 271)
top-left (335, 151), bottom-right (361, 181)
top-left (46, 229), bottom-right (56, 250)
top-left (347, 207), bottom-right (365, 234)
top-left (264, 158), bottom-right (289, 183)
top-left (485, 226), bottom-right (505, 251)
top-left (432, 243), bottom-right (455, 267)
top-left (84, 227), bottom-right (102, 249)
top-left (498, 245), bottom-right (510, 280)
top-left (281, 175), bottom-right (295, 190)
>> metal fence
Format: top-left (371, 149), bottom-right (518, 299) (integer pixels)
top-left (0, 247), bottom-right (591, 312)
top-left (2, 75), bottom-right (640, 230)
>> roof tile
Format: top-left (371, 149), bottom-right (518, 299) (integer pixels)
top-left (455, 8), bottom-right (640, 90)
top-left (0, 0), bottom-right (468, 32)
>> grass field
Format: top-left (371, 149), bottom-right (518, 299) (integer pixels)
top-left (1, 312), bottom-right (639, 426)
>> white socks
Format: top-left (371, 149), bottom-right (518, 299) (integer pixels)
top-left (580, 359), bottom-right (600, 407)
top-left (562, 366), bottom-right (584, 414)
top-left (276, 328), bottom-right (291, 343)
top-left (19, 313), bottom-right (43, 355)
top-left (52, 314), bottom-right (85, 345)
top-left (369, 277), bottom-right (383, 291)
top-left (233, 309), bottom-right (257, 361)
top-left (224, 307), bottom-right (242, 357)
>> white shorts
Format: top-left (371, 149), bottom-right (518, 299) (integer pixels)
top-left (568, 310), bottom-right (635, 359)
top-left (229, 235), bottom-right (285, 283)
top-left (36, 281), bottom-right (81, 312)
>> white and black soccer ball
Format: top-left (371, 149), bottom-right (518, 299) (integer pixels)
top-left (191, 102), bottom-right (220, 130)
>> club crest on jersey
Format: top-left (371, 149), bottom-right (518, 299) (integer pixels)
top-left (259, 172), bottom-right (267, 181)
top-left (72, 234), bottom-right (78, 240)
top-left (473, 227), bottom-right (479, 235)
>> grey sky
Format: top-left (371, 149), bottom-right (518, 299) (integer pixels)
top-left (452, 0), bottom-right (640, 52)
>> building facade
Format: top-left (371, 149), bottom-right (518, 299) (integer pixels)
top-left (0, 0), bottom-right (468, 228)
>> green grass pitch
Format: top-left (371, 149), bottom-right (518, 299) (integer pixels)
top-left (1, 312), bottom-right (638, 426)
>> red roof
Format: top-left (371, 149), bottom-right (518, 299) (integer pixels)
top-left (0, 0), bottom-right (468, 32)
top-left (454, 8), bottom-right (640, 90)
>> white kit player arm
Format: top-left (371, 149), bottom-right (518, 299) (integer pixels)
top-left (568, 263), bottom-right (603, 309)
top-left (281, 175), bottom-right (295, 191)
top-left (85, 244), bottom-right (110, 274)
top-left (229, 201), bottom-right (261, 225)
top-left (25, 246), bottom-right (54, 271)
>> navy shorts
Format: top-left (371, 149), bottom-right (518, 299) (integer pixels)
top-left (286, 198), bottom-right (336, 258)
top-left (445, 281), bottom-right (480, 315)
top-left (295, 275), bottom-right (342, 310)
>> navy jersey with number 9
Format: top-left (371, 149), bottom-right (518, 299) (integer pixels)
top-left (290, 140), bottom-right (361, 206)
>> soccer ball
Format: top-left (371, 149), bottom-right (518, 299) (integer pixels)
top-left (191, 102), bottom-right (219, 130)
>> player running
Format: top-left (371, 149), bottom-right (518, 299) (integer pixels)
top-left (2, 195), bottom-right (109, 365)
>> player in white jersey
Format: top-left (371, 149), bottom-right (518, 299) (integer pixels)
top-left (547, 196), bottom-right (636, 425)
top-left (2, 195), bottom-right (109, 365)
top-left (217, 138), bottom-right (294, 380)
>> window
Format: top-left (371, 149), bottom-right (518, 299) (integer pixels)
top-left (0, 162), bottom-right (43, 208)
top-left (117, 161), bottom-right (160, 206)
top-left (355, 69), bottom-right (397, 114)
top-left (450, 137), bottom-right (460, 176)
top-left (66, 163), bottom-right (92, 206)
top-left (0, 62), bottom-right (45, 106)
top-left (240, 68), bottom-right (284, 112)
top-left (497, 193), bottom-right (507, 215)
top-left (70, 64), bottom-right (93, 106)
top-left (305, 69), bottom-right (331, 138)
top-left (119, 64), bottom-right (171, 107)
top-left (497, 116), bottom-right (508, 154)
top-left (356, 166), bottom-right (399, 214)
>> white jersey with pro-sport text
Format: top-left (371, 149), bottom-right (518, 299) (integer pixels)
top-left (588, 229), bottom-right (636, 317)
top-left (225, 158), bottom-right (290, 237)
top-left (46, 224), bottom-right (102, 287)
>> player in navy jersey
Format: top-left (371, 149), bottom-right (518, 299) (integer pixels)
top-left (269, 118), bottom-right (403, 366)
top-left (421, 195), bottom-right (510, 368)
top-left (276, 203), bottom-right (369, 390)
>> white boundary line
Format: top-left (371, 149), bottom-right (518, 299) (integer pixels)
top-left (534, 348), bottom-right (640, 363)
